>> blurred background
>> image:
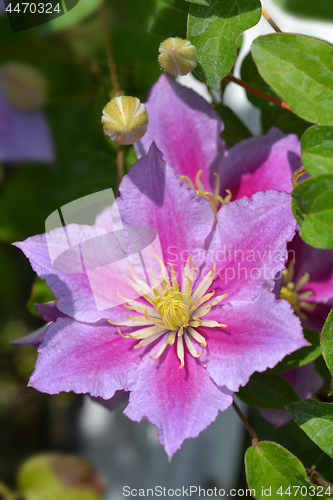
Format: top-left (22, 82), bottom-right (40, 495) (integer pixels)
top-left (1, 0), bottom-right (333, 498)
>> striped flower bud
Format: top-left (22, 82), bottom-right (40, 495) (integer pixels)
top-left (0, 63), bottom-right (47, 110)
top-left (102, 96), bottom-right (148, 145)
top-left (158, 37), bottom-right (197, 77)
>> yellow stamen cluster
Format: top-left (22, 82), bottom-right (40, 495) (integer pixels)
top-left (181, 170), bottom-right (232, 217)
top-left (108, 255), bottom-right (228, 369)
top-left (280, 260), bottom-right (316, 321)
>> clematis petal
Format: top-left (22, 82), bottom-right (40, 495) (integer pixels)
top-left (29, 317), bottom-right (139, 399)
top-left (118, 143), bottom-right (215, 280)
top-left (12, 301), bottom-right (66, 347)
top-left (287, 232), bottom-right (333, 304)
top-left (11, 324), bottom-right (50, 348)
top-left (0, 88), bottom-right (54, 162)
top-left (135, 74), bottom-right (226, 191)
top-left (205, 190), bottom-right (297, 301)
top-left (124, 342), bottom-right (233, 458)
top-left (219, 127), bottom-right (301, 200)
top-left (260, 362), bottom-right (324, 428)
top-left (14, 225), bottom-right (129, 323)
top-left (35, 300), bottom-right (67, 322)
top-left (200, 288), bottom-right (307, 392)
top-left (91, 390), bottom-right (129, 411)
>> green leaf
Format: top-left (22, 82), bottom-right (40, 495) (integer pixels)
top-left (237, 372), bottom-right (299, 410)
top-left (0, 483), bottom-right (16, 500)
top-left (271, 329), bottom-right (321, 374)
top-left (43, 0), bottom-right (104, 32)
top-left (287, 400), bottom-right (333, 458)
top-left (245, 441), bottom-right (328, 500)
top-left (291, 199), bottom-right (306, 227)
top-left (149, 0), bottom-right (188, 38)
top-left (18, 454), bottom-right (102, 500)
top-left (240, 52), bottom-right (279, 109)
top-left (188, 0), bottom-right (261, 90)
top-left (184, 0), bottom-right (210, 5)
top-left (215, 104), bottom-right (252, 147)
top-left (292, 175), bottom-right (333, 249)
top-left (262, 108), bottom-right (311, 137)
top-left (251, 34), bottom-right (333, 125)
top-left (27, 277), bottom-right (56, 318)
top-left (302, 126), bottom-right (333, 176)
top-left (272, 0), bottom-right (333, 21)
top-left (321, 308), bottom-right (333, 395)
top-left (0, 150), bottom-right (116, 243)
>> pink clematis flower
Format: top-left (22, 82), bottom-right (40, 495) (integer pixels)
top-left (135, 74), bottom-right (302, 216)
top-left (135, 75), bottom-right (329, 429)
top-left (277, 232), bottom-right (333, 332)
top-left (15, 144), bottom-right (307, 457)
top-left (259, 232), bottom-right (333, 428)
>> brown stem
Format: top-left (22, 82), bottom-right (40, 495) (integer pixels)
top-left (291, 166), bottom-right (306, 188)
top-left (225, 74), bottom-right (292, 111)
top-left (262, 7), bottom-right (282, 33)
top-left (116, 145), bottom-right (124, 196)
top-left (233, 401), bottom-right (259, 442)
top-left (99, 5), bottom-right (121, 98)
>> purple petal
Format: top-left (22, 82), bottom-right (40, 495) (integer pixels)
top-left (29, 317), bottom-right (139, 399)
top-left (260, 362), bottom-right (324, 427)
top-left (199, 288), bottom-right (307, 392)
top-left (118, 143), bottom-right (215, 280)
top-left (35, 300), bottom-right (67, 322)
top-left (205, 190), bottom-right (297, 301)
top-left (0, 88), bottom-right (54, 163)
top-left (14, 225), bottom-right (128, 323)
top-left (12, 301), bottom-right (66, 348)
top-left (12, 324), bottom-right (49, 348)
top-left (288, 232), bottom-right (333, 304)
top-left (283, 362), bottom-right (324, 400)
top-left (124, 343), bottom-right (233, 458)
top-left (91, 391), bottom-right (129, 411)
top-left (219, 127), bottom-right (301, 200)
top-left (304, 303), bottom-right (332, 332)
top-left (259, 408), bottom-right (292, 428)
top-left (135, 74), bottom-right (226, 191)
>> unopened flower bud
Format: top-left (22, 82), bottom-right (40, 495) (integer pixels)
top-left (158, 37), bottom-right (197, 77)
top-left (0, 63), bottom-right (47, 110)
top-left (102, 96), bottom-right (148, 145)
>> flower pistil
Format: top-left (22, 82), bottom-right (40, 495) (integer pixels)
top-left (108, 255), bottom-right (228, 368)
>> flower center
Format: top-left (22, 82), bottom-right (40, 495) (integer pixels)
top-left (152, 287), bottom-right (190, 330)
top-left (180, 170), bottom-right (232, 217)
top-left (280, 261), bottom-right (316, 321)
top-left (108, 255), bottom-right (228, 368)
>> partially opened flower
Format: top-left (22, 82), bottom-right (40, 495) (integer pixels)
top-left (15, 145), bottom-right (307, 457)
top-left (277, 232), bottom-right (333, 332)
top-left (0, 62), bottom-right (54, 163)
top-left (135, 74), bottom-right (302, 215)
top-left (260, 362), bottom-right (324, 428)
top-left (258, 232), bottom-right (333, 427)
